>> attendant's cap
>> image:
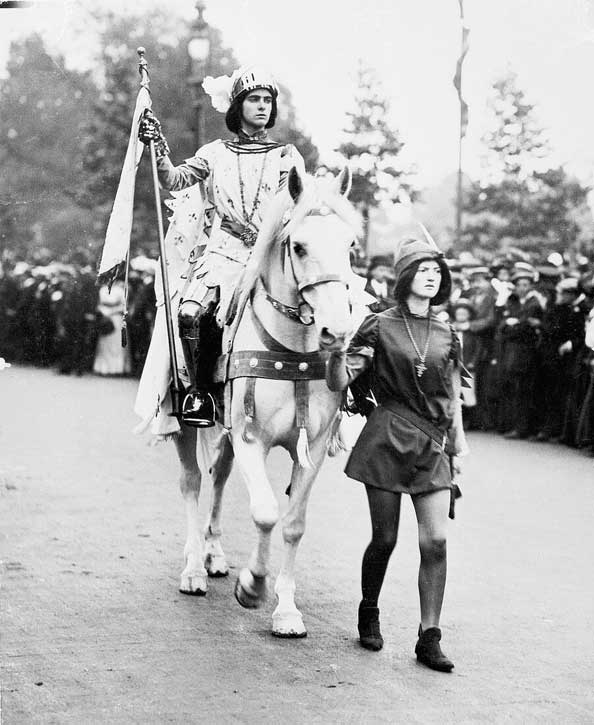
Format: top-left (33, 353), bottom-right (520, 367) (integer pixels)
top-left (393, 227), bottom-right (451, 305)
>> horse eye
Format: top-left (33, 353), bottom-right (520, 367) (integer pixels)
top-left (293, 242), bottom-right (307, 258)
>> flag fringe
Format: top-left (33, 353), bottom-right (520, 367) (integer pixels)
top-left (96, 261), bottom-right (125, 291)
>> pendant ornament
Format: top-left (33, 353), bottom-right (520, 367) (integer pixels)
top-left (401, 305), bottom-right (432, 379)
top-left (237, 150), bottom-right (268, 248)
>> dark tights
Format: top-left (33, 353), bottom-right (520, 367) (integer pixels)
top-left (361, 486), bottom-right (402, 609)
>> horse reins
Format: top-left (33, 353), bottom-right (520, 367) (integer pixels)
top-left (258, 216), bottom-right (352, 327)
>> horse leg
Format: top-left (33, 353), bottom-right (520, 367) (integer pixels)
top-left (174, 425), bottom-right (208, 595)
top-left (203, 431), bottom-right (234, 577)
top-left (272, 440), bottom-right (327, 638)
top-left (232, 439), bottom-right (279, 609)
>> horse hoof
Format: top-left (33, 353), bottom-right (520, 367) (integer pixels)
top-left (272, 612), bottom-right (307, 638)
top-left (205, 553), bottom-right (229, 578)
top-left (271, 629), bottom-right (308, 639)
top-left (179, 574), bottom-right (208, 596)
top-left (234, 570), bottom-right (267, 609)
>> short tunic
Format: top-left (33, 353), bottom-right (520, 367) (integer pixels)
top-left (343, 305), bottom-right (459, 495)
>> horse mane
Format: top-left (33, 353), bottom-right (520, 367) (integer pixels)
top-left (234, 173), bottom-right (362, 309)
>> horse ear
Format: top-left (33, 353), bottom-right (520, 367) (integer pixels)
top-left (335, 166), bottom-right (352, 197)
top-left (288, 166), bottom-right (304, 203)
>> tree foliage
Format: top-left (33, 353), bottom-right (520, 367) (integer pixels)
top-left (462, 72), bottom-right (591, 257)
top-left (0, 9), bottom-right (320, 261)
top-left (335, 61), bottom-right (416, 246)
top-left (0, 34), bottom-right (96, 256)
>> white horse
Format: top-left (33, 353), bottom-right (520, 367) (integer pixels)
top-left (175, 166), bottom-right (360, 637)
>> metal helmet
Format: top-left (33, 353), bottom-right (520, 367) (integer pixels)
top-left (230, 66), bottom-right (278, 102)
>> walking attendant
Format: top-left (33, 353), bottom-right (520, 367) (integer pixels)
top-left (326, 234), bottom-right (469, 672)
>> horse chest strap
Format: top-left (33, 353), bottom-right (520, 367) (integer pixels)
top-left (223, 350), bottom-right (328, 381)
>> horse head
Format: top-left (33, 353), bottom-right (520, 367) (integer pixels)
top-left (279, 166), bottom-right (360, 351)
top-left (235, 166), bottom-right (361, 352)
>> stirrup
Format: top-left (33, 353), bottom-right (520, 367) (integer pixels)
top-left (181, 392), bottom-right (216, 428)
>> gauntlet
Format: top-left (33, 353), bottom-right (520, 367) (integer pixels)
top-left (138, 109), bottom-right (170, 159)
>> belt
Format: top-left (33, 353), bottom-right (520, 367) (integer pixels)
top-left (220, 217), bottom-right (256, 247)
top-left (382, 399), bottom-right (450, 452)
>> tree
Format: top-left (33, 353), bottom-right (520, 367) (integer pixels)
top-left (275, 83), bottom-right (319, 173)
top-left (462, 72), bottom-right (591, 256)
top-left (0, 34), bottom-right (96, 257)
top-left (335, 61), bottom-right (416, 249)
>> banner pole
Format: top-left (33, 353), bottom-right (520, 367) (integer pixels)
top-left (137, 47), bottom-right (182, 417)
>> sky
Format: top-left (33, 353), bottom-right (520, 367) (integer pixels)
top-left (2, 0), bottom-right (594, 191)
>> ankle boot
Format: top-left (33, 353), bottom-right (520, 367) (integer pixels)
top-left (415, 625), bottom-right (454, 672)
top-left (358, 603), bottom-right (383, 651)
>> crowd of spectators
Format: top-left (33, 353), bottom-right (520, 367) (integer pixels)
top-left (361, 252), bottom-right (594, 456)
top-left (0, 249), bottom-right (156, 379)
top-left (2, 246), bottom-right (594, 456)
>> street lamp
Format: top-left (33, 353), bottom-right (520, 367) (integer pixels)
top-left (187, 0), bottom-right (211, 148)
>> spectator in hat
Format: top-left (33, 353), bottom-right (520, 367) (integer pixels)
top-left (127, 257), bottom-right (157, 377)
top-left (456, 267), bottom-right (498, 430)
top-left (576, 303), bottom-right (594, 455)
top-left (93, 280), bottom-right (132, 376)
top-left (453, 299), bottom-right (479, 427)
top-left (453, 298), bottom-right (478, 370)
top-left (535, 264), bottom-right (564, 307)
top-left (497, 265), bottom-right (544, 439)
top-left (535, 277), bottom-right (585, 442)
top-left (54, 261), bottom-right (99, 376)
top-left (559, 277), bottom-right (591, 446)
top-left (365, 255), bottom-right (396, 312)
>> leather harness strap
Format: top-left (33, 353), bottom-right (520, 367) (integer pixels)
top-left (216, 348), bottom-right (328, 383)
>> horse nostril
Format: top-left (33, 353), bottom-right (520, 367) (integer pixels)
top-left (320, 327), bottom-right (336, 345)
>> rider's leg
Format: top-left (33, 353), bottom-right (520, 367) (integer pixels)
top-left (178, 289), bottom-right (220, 427)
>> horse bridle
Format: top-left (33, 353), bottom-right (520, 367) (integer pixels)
top-left (259, 220), bottom-right (352, 326)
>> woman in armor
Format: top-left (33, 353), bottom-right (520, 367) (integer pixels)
top-left (139, 66), bottom-right (305, 426)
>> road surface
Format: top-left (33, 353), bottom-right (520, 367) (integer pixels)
top-left (1, 366), bottom-right (593, 723)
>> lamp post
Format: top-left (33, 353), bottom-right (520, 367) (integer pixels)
top-left (187, 0), bottom-right (211, 149)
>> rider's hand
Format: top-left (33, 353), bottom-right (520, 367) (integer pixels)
top-left (138, 109), bottom-right (170, 158)
top-left (138, 109), bottom-right (160, 142)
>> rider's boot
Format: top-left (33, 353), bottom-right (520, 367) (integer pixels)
top-left (179, 301), bottom-right (216, 428)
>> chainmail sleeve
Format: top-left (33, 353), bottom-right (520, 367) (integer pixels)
top-left (155, 140), bottom-right (222, 192)
top-left (156, 154), bottom-right (210, 191)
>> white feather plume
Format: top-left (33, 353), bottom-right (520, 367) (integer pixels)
top-left (202, 71), bottom-right (239, 113)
